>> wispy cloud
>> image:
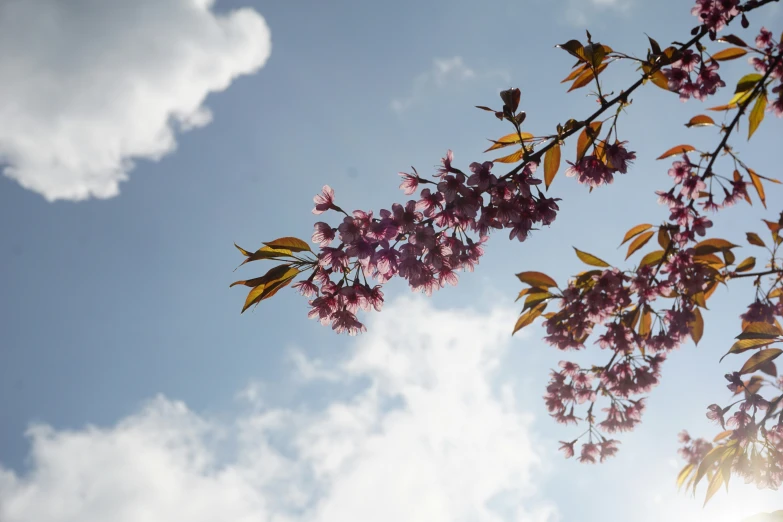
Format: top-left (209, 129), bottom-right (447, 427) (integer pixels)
top-left (0, 297), bottom-right (558, 522)
top-left (391, 57), bottom-right (509, 114)
top-left (564, 0), bottom-right (633, 27)
top-left (0, 0), bottom-right (271, 201)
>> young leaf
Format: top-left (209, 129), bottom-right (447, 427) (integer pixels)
top-left (693, 238), bottom-right (738, 255)
top-left (747, 169), bottom-right (766, 208)
top-left (556, 40), bottom-right (587, 62)
top-left (573, 247), bottom-right (610, 267)
top-left (657, 144), bottom-right (696, 160)
top-left (576, 122), bottom-right (603, 161)
top-left (685, 115), bottom-right (715, 127)
top-left (703, 466), bottom-right (724, 507)
top-left (711, 47), bottom-right (748, 61)
top-left (561, 63), bottom-right (590, 83)
top-left (739, 348), bottom-right (783, 375)
top-left (735, 256), bottom-right (756, 272)
top-left (690, 308), bottom-right (704, 345)
top-left (484, 132), bottom-right (535, 152)
top-left (724, 338), bottom-right (777, 360)
top-left (717, 34), bottom-right (748, 47)
top-left (649, 70), bottom-right (670, 91)
top-left (693, 445), bottom-right (727, 491)
top-left (746, 232), bottom-right (766, 247)
top-left (544, 143), bottom-right (561, 190)
top-left (735, 73), bottom-right (763, 94)
top-left (748, 93), bottom-right (767, 140)
top-left (517, 271), bottom-right (559, 288)
top-left (737, 322), bottom-right (783, 338)
top-left (676, 464), bottom-right (694, 490)
top-left (568, 62), bottom-right (608, 92)
top-left (239, 265), bottom-right (300, 313)
top-left (620, 223), bottom-right (653, 246)
top-left (494, 147), bottom-right (525, 164)
top-left (513, 302), bottom-right (547, 334)
top-left (264, 237), bottom-right (312, 253)
top-left (625, 230), bottom-right (655, 259)
top-left (639, 250), bottom-right (665, 267)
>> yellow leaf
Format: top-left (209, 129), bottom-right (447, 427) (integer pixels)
top-left (573, 247), bottom-right (610, 267)
top-left (494, 147), bottom-right (526, 164)
top-left (739, 348), bottom-right (783, 375)
top-left (513, 302), bottom-right (547, 334)
top-left (626, 230), bottom-right (655, 259)
top-left (657, 144), bottom-right (696, 160)
top-left (693, 238), bottom-right (738, 255)
top-left (264, 237), bottom-right (311, 252)
top-left (746, 232), bottom-right (766, 247)
top-left (690, 308), bottom-right (704, 345)
top-left (516, 271), bottom-right (559, 288)
top-left (576, 122), bottom-right (602, 162)
top-left (567, 62), bottom-right (608, 92)
top-left (620, 223), bottom-right (653, 246)
top-left (239, 265), bottom-right (300, 313)
top-left (711, 47), bottom-right (748, 61)
top-left (639, 250), bottom-right (665, 267)
top-left (703, 466), bottom-right (724, 507)
top-left (649, 70), bottom-right (670, 91)
top-left (748, 93), bottom-right (767, 140)
top-left (735, 256), bottom-right (756, 273)
top-left (747, 169), bottom-right (766, 209)
top-left (484, 132), bottom-right (535, 152)
top-left (544, 143), bottom-right (561, 190)
top-left (677, 463), bottom-right (694, 490)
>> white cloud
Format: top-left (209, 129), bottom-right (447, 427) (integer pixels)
top-left (0, 0), bottom-right (271, 202)
top-left (564, 0), bottom-right (632, 27)
top-left (0, 297), bottom-right (558, 522)
top-left (391, 57), bottom-right (509, 113)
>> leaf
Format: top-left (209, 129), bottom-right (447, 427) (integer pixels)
top-left (703, 463), bottom-right (724, 507)
top-left (690, 308), bottom-right (704, 345)
top-left (639, 250), bottom-right (665, 267)
top-left (236, 245), bottom-right (294, 267)
top-left (625, 230), bottom-right (655, 259)
top-left (717, 34), bottom-right (749, 47)
top-left (748, 93), bottom-right (767, 140)
top-left (568, 62), bottom-right (608, 92)
top-left (649, 70), bottom-right (670, 91)
top-left (573, 247), bottom-right (610, 267)
top-left (677, 464), bottom-right (694, 490)
top-left (747, 169), bottom-right (766, 208)
top-left (758, 361), bottom-right (778, 377)
top-left (517, 271), bottom-right (558, 288)
top-left (556, 39), bottom-right (587, 62)
top-left (513, 302), bottom-right (547, 334)
top-left (639, 306), bottom-right (652, 337)
top-left (657, 144), bottom-right (696, 160)
top-left (724, 338), bottom-right (778, 360)
top-left (713, 430), bottom-right (732, 442)
top-left (693, 445), bottom-right (727, 491)
top-left (524, 292), bottom-right (554, 311)
top-left (740, 348), bottom-right (783, 375)
top-left (239, 265), bottom-right (300, 313)
top-left (658, 227), bottom-right (670, 249)
top-left (544, 143), bottom-right (561, 190)
top-left (484, 132), bottom-right (535, 152)
top-left (735, 73), bottom-right (763, 94)
top-left (746, 232), bottom-right (766, 247)
top-left (707, 102), bottom-right (738, 112)
top-left (685, 115), bottom-right (716, 127)
top-left (735, 257), bottom-right (756, 272)
top-left (561, 63), bottom-right (590, 83)
top-left (620, 223), bottom-right (653, 246)
top-left (711, 47), bottom-right (748, 61)
top-left (737, 322), bottom-right (783, 339)
top-left (576, 122), bottom-right (603, 161)
top-left (264, 237), bottom-right (311, 252)
top-left (693, 238), bottom-right (738, 255)
top-left (494, 147), bottom-right (525, 164)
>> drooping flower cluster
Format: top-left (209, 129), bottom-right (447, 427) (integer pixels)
top-left (564, 142), bottom-right (636, 188)
top-left (663, 49), bottom-right (726, 102)
top-left (691, 0), bottom-right (741, 33)
top-left (297, 151), bottom-right (563, 334)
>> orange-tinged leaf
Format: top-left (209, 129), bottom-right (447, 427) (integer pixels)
top-left (625, 230), bottom-right (655, 259)
top-left (657, 144), bottom-right (696, 160)
top-left (639, 250), bottom-right (665, 267)
top-left (561, 63), bottom-right (590, 83)
top-left (556, 39), bottom-right (587, 62)
top-left (484, 132), bottom-right (535, 152)
top-left (517, 271), bottom-right (558, 288)
top-left (494, 147), bottom-right (525, 164)
top-left (748, 93), bottom-right (767, 140)
top-left (264, 237), bottom-right (311, 252)
top-left (707, 102), bottom-right (738, 111)
top-left (711, 47), bottom-right (748, 61)
top-left (690, 308), bottom-right (704, 345)
top-left (576, 122), bottom-right (603, 162)
top-left (620, 223), bottom-right (653, 246)
top-left (735, 256), bottom-right (756, 272)
top-left (230, 276), bottom-right (268, 288)
top-left (568, 62), bottom-right (608, 92)
top-left (747, 169), bottom-right (766, 208)
top-left (544, 143), bottom-right (561, 190)
top-left (746, 232), bottom-right (766, 247)
top-left (649, 70), bottom-right (670, 90)
top-left (685, 114), bottom-right (715, 127)
top-left (242, 284), bottom-right (268, 313)
top-left (693, 238), bottom-right (738, 255)
top-left (740, 348), bottom-right (783, 375)
top-left (234, 243), bottom-right (253, 256)
top-left (513, 302), bottom-right (547, 334)
top-left (239, 265), bottom-right (300, 313)
top-left (573, 247), bottom-right (610, 268)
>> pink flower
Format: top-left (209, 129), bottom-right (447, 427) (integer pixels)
top-left (436, 149), bottom-right (457, 178)
top-left (399, 170), bottom-right (420, 195)
top-left (313, 185), bottom-right (336, 214)
top-left (578, 442), bottom-right (599, 463)
top-left (559, 441), bottom-right (576, 458)
top-left (756, 27), bottom-right (773, 49)
top-left (292, 280), bottom-right (319, 297)
top-left (604, 142), bottom-right (636, 174)
top-left (312, 222), bottom-right (335, 247)
top-left (467, 161), bottom-right (496, 191)
top-left (565, 156), bottom-right (613, 187)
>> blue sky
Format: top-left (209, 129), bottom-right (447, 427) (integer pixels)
top-left (0, 0), bottom-right (782, 520)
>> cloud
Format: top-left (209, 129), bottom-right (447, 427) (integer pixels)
top-left (564, 0), bottom-right (632, 27)
top-left (0, 0), bottom-right (271, 202)
top-left (391, 57), bottom-right (509, 113)
top-left (0, 297), bottom-right (558, 522)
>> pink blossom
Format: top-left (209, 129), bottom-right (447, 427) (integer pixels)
top-left (313, 185), bottom-right (336, 214)
top-left (312, 222), bottom-right (335, 247)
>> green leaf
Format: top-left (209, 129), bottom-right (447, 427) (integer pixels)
top-left (740, 348), bottom-right (783, 375)
top-left (748, 93), bottom-right (767, 140)
top-left (625, 230), bottom-right (655, 259)
top-left (735, 73), bottom-right (763, 94)
top-left (264, 237), bottom-right (311, 253)
top-left (524, 292), bottom-right (554, 311)
top-left (573, 247), bottom-right (610, 267)
top-left (544, 143), bottom-right (561, 190)
top-left (516, 271), bottom-right (559, 288)
top-left (723, 338), bottom-right (777, 360)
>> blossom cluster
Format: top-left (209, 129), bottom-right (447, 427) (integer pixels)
top-left (663, 49), bottom-right (726, 102)
top-left (752, 27), bottom-right (783, 117)
top-left (296, 152), bottom-right (562, 334)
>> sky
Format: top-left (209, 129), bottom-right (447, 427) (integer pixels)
top-left (0, 0), bottom-right (782, 521)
